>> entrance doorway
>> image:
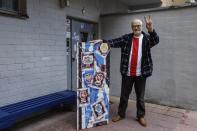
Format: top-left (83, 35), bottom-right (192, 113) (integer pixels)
top-left (66, 17), bottom-right (98, 91)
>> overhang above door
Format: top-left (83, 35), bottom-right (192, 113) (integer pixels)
top-left (119, 0), bottom-right (161, 6)
top-left (119, 0), bottom-right (162, 10)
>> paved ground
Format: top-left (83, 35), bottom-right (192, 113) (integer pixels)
top-left (8, 96), bottom-right (197, 131)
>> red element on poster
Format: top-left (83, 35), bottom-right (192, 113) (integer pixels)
top-left (81, 52), bottom-right (94, 69)
top-left (94, 72), bottom-right (105, 88)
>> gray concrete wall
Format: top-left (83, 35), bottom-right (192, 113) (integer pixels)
top-left (0, 0), bottom-right (101, 106)
top-left (100, 0), bottom-right (128, 15)
top-left (101, 7), bottom-right (197, 110)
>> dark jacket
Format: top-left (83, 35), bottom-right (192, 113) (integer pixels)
top-left (107, 30), bottom-right (159, 77)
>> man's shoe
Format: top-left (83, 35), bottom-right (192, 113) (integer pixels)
top-left (137, 117), bottom-right (147, 127)
top-left (112, 115), bottom-right (124, 122)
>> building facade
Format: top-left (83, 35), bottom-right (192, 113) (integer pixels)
top-left (0, 0), bottom-right (197, 110)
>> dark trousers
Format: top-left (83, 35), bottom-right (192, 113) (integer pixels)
top-left (118, 75), bottom-right (146, 118)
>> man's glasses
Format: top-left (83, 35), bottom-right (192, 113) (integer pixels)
top-left (132, 25), bottom-right (141, 28)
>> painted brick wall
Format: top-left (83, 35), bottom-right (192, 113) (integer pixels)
top-left (101, 7), bottom-right (197, 110)
top-left (0, 0), bottom-right (101, 106)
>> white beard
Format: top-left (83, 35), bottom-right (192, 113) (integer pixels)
top-left (133, 30), bottom-right (142, 36)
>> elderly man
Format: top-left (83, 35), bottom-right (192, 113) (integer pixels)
top-left (107, 16), bottom-right (159, 127)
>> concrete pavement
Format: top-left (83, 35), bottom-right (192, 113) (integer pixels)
top-left (9, 96), bottom-right (197, 131)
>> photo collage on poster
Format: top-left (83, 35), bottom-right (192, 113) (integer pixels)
top-left (77, 40), bottom-right (110, 130)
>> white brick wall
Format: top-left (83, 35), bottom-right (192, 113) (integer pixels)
top-left (0, 0), bottom-right (101, 106)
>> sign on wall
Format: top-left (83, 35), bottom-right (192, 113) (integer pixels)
top-left (77, 40), bottom-right (110, 130)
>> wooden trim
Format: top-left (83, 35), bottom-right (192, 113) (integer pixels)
top-left (18, 0), bottom-right (28, 18)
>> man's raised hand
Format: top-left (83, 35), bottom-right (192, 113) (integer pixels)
top-left (144, 15), bottom-right (153, 32)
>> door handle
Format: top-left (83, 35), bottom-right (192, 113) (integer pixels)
top-left (72, 56), bottom-right (75, 61)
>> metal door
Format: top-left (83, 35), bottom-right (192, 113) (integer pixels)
top-left (66, 18), bottom-right (98, 91)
